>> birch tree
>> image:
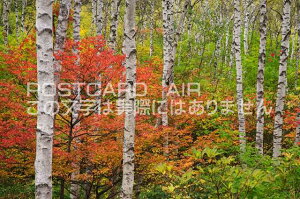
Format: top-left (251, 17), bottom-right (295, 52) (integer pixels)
top-left (234, 0), bottom-right (246, 151)
top-left (256, 0), bottom-right (267, 155)
top-left (73, 0), bottom-right (81, 43)
top-left (243, 0), bottom-right (250, 54)
top-left (3, 0), bottom-right (10, 45)
top-left (149, 0), bottom-right (155, 56)
top-left (96, 0), bottom-right (103, 35)
top-left (295, 2), bottom-right (300, 146)
top-left (295, 0), bottom-right (300, 88)
top-left (15, 0), bottom-right (19, 36)
top-left (160, 0), bottom-right (175, 127)
top-left (173, 0), bottom-right (191, 60)
top-left (92, 0), bottom-right (97, 25)
top-left (54, 0), bottom-right (71, 52)
top-left (295, 110), bottom-right (300, 145)
top-left (121, 0), bottom-right (137, 198)
top-left (108, 0), bottom-right (121, 50)
top-left (69, 1), bottom-right (82, 198)
top-left (273, 0), bottom-right (291, 158)
top-left (21, 0), bottom-right (27, 32)
top-left (35, 0), bottom-right (55, 198)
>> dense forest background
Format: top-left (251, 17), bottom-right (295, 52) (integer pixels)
top-left (0, 0), bottom-right (299, 198)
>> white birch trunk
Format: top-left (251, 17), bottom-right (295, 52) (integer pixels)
top-left (21, 0), bottom-right (26, 32)
top-left (161, 0), bottom-right (175, 127)
top-left (35, 0), bottom-right (55, 198)
top-left (295, 0), bottom-right (300, 88)
top-left (70, 1), bottom-right (81, 198)
top-left (96, 0), bottom-right (103, 35)
top-left (225, 27), bottom-right (230, 64)
top-left (92, 0), bottom-right (97, 25)
top-left (229, 25), bottom-right (235, 69)
top-left (54, 0), bottom-right (71, 109)
top-left (295, 109), bottom-right (300, 145)
top-left (295, 0), bottom-right (300, 146)
top-left (173, 0), bottom-right (190, 58)
top-left (149, 0), bottom-right (154, 56)
top-left (3, 0), bottom-right (10, 45)
top-left (234, 0), bottom-right (246, 152)
top-left (256, 0), bottom-right (267, 155)
top-left (243, 0), bottom-right (250, 54)
top-left (15, 0), bottom-right (19, 36)
top-left (273, 0), bottom-right (291, 158)
top-left (108, 0), bottom-right (120, 50)
top-left (121, 0), bottom-right (136, 198)
top-left (54, 0), bottom-right (71, 52)
top-left (73, 0), bottom-right (81, 43)
top-left (290, 32), bottom-right (295, 59)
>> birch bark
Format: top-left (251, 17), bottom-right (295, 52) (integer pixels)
top-left (295, 0), bottom-right (300, 88)
top-left (54, 0), bottom-right (71, 52)
top-left (35, 0), bottom-right (55, 198)
top-left (149, 0), bottom-right (155, 56)
top-left (234, 0), bottom-right (246, 152)
top-left (108, 0), bottom-right (120, 50)
top-left (273, 0), bottom-right (291, 158)
top-left (256, 0), bottom-right (267, 155)
top-left (21, 0), bottom-right (26, 32)
top-left (243, 0), bottom-right (250, 54)
top-left (96, 0), bottom-right (103, 35)
top-left (73, 0), bottom-right (81, 43)
top-left (15, 0), bottom-right (19, 36)
top-left (3, 0), bottom-right (10, 45)
top-left (121, 0), bottom-right (137, 198)
top-left (295, 2), bottom-right (300, 146)
top-left (92, 0), bottom-right (97, 25)
top-left (70, 0), bottom-right (81, 198)
top-left (295, 109), bottom-right (300, 145)
top-left (161, 0), bottom-right (175, 127)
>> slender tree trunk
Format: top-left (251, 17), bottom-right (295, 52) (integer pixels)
top-left (244, 0), bottom-right (252, 55)
top-left (70, 94), bottom-right (80, 199)
top-left (70, 1), bottom-right (81, 198)
top-left (96, 0), bottom-right (103, 35)
top-left (3, 0), bottom-right (10, 45)
top-left (273, 0), bottom-right (291, 158)
top-left (73, 0), bottom-right (81, 43)
top-left (295, 109), bottom-right (300, 145)
top-left (15, 0), bottom-right (19, 36)
top-left (102, 1), bottom-right (109, 38)
top-left (243, 0), bottom-right (250, 54)
top-left (229, 25), bottom-right (235, 70)
top-left (121, 0), bottom-right (137, 198)
top-left (149, 0), bottom-right (154, 57)
top-left (173, 0), bottom-right (190, 59)
top-left (256, 0), bottom-right (267, 155)
top-left (60, 178), bottom-right (65, 199)
top-left (160, 0), bottom-right (175, 127)
top-left (21, 0), bottom-right (26, 32)
top-left (290, 32), bottom-right (295, 59)
top-left (108, 0), bottom-right (120, 50)
top-left (53, 0), bottom-right (72, 166)
top-left (234, 0), bottom-right (246, 152)
top-left (54, 0), bottom-right (71, 117)
top-left (35, 0), bottom-right (55, 198)
top-left (92, 0), bottom-right (97, 25)
top-left (295, 1), bottom-right (300, 145)
top-left (157, 0), bottom-right (175, 155)
top-left (225, 27), bottom-right (230, 64)
top-left (54, 0), bottom-right (71, 52)
top-left (295, 0), bottom-right (300, 88)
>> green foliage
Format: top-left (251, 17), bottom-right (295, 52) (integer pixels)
top-left (147, 147), bottom-right (300, 199)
